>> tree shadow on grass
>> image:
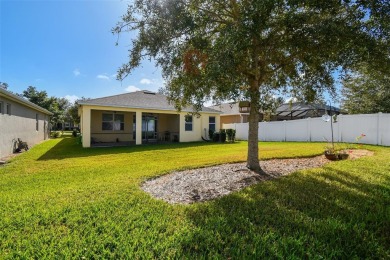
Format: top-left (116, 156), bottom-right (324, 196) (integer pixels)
top-left (178, 167), bottom-right (390, 258)
top-left (37, 137), bottom-right (241, 161)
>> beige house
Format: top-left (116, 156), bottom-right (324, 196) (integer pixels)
top-left (78, 90), bottom-right (221, 147)
top-left (0, 88), bottom-right (52, 158)
top-left (209, 102), bottom-right (253, 128)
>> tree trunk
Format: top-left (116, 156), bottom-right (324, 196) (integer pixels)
top-left (246, 79), bottom-right (266, 174)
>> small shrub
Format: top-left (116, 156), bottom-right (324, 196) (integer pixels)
top-left (208, 129), bottom-right (214, 140)
top-left (212, 132), bottom-right (220, 142)
top-left (72, 129), bottom-right (78, 137)
top-left (76, 135), bottom-right (82, 145)
top-left (51, 131), bottom-right (62, 138)
top-left (220, 129), bottom-right (227, 143)
top-left (226, 129), bottom-right (236, 142)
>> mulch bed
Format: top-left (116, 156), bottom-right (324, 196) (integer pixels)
top-left (141, 150), bottom-right (374, 204)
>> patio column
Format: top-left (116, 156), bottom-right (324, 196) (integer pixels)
top-left (82, 107), bottom-right (91, 147)
top-left (136, 111), bottom-right (142, 145)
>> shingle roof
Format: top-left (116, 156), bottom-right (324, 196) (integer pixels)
top-left (208, 102), bottom-right (246, 115)
top-left (0, 88), bottom-right (53, 115)
top-left (78, 90), bottom-right (221, 113)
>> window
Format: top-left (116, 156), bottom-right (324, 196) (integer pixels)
top-left (185, 115), bottom-right (193, 131)
top-left (6, 103), bottom-right (11, 115)
top-left (36, 114), bottom-right (39, 131)
top-left (209, 116), bottom-right (216, 132)
top-left (0, 101), bottom-right (3, 114)
top-left (102, 113), bottom-right (124, 131)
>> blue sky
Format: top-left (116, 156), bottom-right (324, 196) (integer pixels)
top-left (1, 0), bottom-right (163, 103)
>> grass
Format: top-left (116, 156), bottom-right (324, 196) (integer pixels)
top-left (0, 136), bottom-right (389, 258)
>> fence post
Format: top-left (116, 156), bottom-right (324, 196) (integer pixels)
top-left (307, 118), bottom-right (311, 142)
top-left (377, 113), bottom-right (382, 145)
top-left (338, 114), bottom-right (342, 143)
top-left (284, 120), bottom-right (287, 142)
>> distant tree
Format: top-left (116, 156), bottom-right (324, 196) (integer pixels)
top-left (66, 102), bottom-right (81, 126)
top-left (22, 86), bottom-right (51, 110)
top-left (51, 97), bottom-right (70, 130)
top-left (65, 97), bottom-right (91, 127)
top-left (21, 86), bottom-right (70, 130)
top-left (114, 0), bottom-right (389, 173)
top-left (261, 96), bottom-right (285, 122)
top-left (0, 82), bottom-right (9, 90)
top-left (341, 66), bottom-right (390, 114)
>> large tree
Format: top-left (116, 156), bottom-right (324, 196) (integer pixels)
top-left (341, 65), bottom-right (390, 114)
top-left (114, 0), bottom-right (389, 173)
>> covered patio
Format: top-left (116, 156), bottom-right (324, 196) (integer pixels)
top-left (86, 109), bottom-right (180, 147)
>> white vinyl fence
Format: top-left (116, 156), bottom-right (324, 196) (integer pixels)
top-left (223, 113), bottom-right (390, 146)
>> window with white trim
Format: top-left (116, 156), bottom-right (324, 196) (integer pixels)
top-left (102, 113), bottom-right (124, 131)
top-left (185, 115), bottom-right (193, 131)
top-left (209, 116), bottom-right (216, 132)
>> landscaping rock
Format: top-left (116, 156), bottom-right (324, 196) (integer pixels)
top-left (141, 150), bottom-right (373, 204)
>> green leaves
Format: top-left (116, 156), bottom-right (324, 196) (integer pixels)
top-left (114, 0), bottom-right (389, 169)
top-left (114, 0), bottom-right (389, 108)
top-left (341, 64), bottom-right (390, 113)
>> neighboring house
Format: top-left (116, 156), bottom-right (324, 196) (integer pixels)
top-left (78, 90), bottom-right (221, 147)
top-left (210, 101), bottom-right (341, 128)
top-left (209, 102), bottom-right (264, 128)
top-left (209, 102), bottom-right (252, 125)
top-left (0, 88), bottom-right (52, 158)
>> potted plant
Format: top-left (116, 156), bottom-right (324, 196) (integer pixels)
top-left (324, 143), bottom-right (349, 161)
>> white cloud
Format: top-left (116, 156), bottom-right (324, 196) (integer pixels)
top-left (73, 69), bottom-right (81, 77)
top-left (97, 74), bottom-right (110, 80)
top-left (125, 85), bottom-right (141, 92)
top-left (140, 78), bottom-right (152, 85)
top-left (64, 95), bottom-right (79, 104)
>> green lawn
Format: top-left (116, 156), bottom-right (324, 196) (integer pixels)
top-left (0, 137), bottom-right (389, 258)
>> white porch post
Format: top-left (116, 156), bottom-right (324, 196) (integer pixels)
top-left (82, 107), bottom-right (91, 147)
top-left (136, 111), bottom-right (142, 145)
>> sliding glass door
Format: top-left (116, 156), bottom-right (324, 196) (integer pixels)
top-left (142, 115), bottom-right (157, 141)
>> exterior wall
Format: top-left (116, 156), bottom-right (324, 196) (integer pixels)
top-left (0, 95), bottom-right (50, 158)
top-left (158, 114), bottom-right (180, 133)
top-left (220, 114), bottom-right (248, 128)
top-left (90, 110), bottom-right (134, 142)
top-left (80, 104), bottom-right (220, 147)
top-left (223, 113), bottom-right (390, 146)
top-left (180, 112), bottom-right (220, 142)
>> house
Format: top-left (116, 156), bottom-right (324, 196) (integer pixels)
top-left (78, 90), bottom-right (221, 147)
top-left (210, 101), bottom-right (342, 128)
top-left (0, 88), bottom-right (52, 158)
top-left (208, 102), bottom-right (264, 127)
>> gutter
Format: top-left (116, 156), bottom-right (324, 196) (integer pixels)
top-left (0, 88), bottom-right (53, 115)
top-left (78, 102), bottom-right (222, 114)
